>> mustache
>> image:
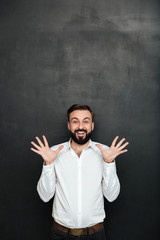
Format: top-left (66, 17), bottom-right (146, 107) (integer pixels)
top-left (75, 129), bottom-right (87, 133)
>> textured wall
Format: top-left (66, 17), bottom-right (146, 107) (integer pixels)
top-left (0, 0), bottom-right (160, 239)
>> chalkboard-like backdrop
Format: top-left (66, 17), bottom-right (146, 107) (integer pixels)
top-left (0, 0), bottom-right (159, 239)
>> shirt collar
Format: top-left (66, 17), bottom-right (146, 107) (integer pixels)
top-left (63, 139), bottom-right (98, 152)
top-left (88, 139), bottom-right (99, 152)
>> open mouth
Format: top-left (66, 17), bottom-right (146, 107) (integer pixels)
top-left (76, 131), bottom-right (86, 137)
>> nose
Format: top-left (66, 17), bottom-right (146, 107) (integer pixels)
top-left (78, 121), bottom-right (83, 129)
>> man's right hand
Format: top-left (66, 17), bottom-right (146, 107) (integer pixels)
top-left (30, 135), bottom-right (64, 165)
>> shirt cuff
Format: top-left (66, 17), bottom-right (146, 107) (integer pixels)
top-left (103, 160), bottom-right (117, 175)
top-left (42, 161), bottom-right (55, 171)
top-left (104, 160), bottom-right (116, 167)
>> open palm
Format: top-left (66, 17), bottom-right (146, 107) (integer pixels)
top-left (96, 136), bottom-right (129, 163)
top-left (31, 135), bottom-right (64, 165)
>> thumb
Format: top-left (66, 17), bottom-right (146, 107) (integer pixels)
top-left (95, 144), bottom-right (104, 153)
top-left (55, 145), bottom-right (64, 154)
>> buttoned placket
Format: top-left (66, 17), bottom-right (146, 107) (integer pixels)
top-left (69, 147), bottom-right (84, 227)
top-left (77, 154), bottom-right (82, 227)
top-left (69, 144), bottom-right (92, 227)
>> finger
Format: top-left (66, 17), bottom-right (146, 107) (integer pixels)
top-left (31, 141), bottom-right (41, 150)
top-left (30, 148), bottom-right (41, 155)
top-left (119, 142), bottom-right (129, 150)
top-left (119, 149), bottom-right (128, 155)
top-left (95, 144), bottom-right (104, 152)
top-left (111, 136), bottom-right (119, 147)
top-left (116, 138), bottom-right (126, 148)
top-left (55, 145), bottom-right (64, 154)
top-left (35, 136), bottom-right (44, 148)
top-left (42, 135), bottom-right (49, 147)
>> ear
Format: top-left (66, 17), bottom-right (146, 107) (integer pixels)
top-left (92, 122), bottom-right (94, 131)
top-left (67, 122), bottom-right (70, 131)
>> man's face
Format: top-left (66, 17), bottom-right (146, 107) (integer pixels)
top-left (67, 110), bottom-right (94, 145)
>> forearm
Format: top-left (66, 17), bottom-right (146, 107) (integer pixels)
top-left (37, 162), bottom-right (56, 202)
top-left (102, 161), bottom-right (120, 202)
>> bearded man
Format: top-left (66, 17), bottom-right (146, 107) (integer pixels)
top-left (31, 104), bottom-right (129, 240)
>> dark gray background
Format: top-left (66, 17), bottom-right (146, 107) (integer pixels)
top-left (0, 0), bottom-right (160, 239)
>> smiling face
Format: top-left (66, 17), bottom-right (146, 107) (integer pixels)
top-left (67, 110), bottom-right (94, 145)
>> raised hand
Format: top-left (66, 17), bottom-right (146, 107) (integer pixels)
top-left (96, 136), bottom-right (129, 163)
top-left (30, 135), bottom-right (64, 165)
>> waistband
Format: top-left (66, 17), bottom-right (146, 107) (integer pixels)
top-left (53, 221), bottom-right (104, 236)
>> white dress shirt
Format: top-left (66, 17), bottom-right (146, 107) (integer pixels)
top-left (37, 139), bottom-right (120, 228)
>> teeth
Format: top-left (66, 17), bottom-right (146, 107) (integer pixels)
top-left (77, 131), bottom-right (85, 133)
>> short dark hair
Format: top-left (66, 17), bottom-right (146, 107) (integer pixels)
top-left (67, 104), bottom-right (94, 122)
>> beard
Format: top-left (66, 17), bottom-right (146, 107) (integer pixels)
top-left (69, 129), bottom-right (92, 145)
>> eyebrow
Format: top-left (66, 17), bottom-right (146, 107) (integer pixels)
top-left (83, 117), bottom-right (91, 120)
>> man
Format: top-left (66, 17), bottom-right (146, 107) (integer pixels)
top-left (31, 104), bottom-right (129, 240)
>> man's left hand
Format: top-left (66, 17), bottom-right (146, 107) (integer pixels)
top-left (96, 136), bottom-right (129, 163)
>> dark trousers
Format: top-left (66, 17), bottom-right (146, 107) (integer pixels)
top-left (50, 226), bottom-right (107, 240)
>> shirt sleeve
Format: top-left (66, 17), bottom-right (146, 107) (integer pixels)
top-left (37, 161), bottom-right (56, 202)
top-left (102, 161), bottom-right (120, 202)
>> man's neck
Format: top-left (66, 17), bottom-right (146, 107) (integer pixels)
top-left (70, 139), bottom-right (90, 157)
